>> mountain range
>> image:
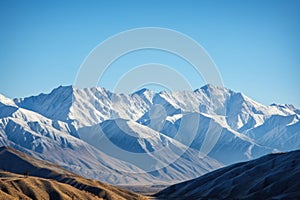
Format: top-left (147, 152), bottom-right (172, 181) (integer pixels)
top-left (0, 84), bottom-right (299, 185)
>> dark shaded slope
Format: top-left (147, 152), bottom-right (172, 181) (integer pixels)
top-left (156, 150), bottom-right (300, 200)
top-left (0, 146), bottom-right (73, 179)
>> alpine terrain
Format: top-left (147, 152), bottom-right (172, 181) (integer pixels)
top-left (0, 84), bottom-right (299, 185)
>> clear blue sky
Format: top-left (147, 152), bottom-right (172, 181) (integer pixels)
top-left (0, 0), bottom-right (299, 107)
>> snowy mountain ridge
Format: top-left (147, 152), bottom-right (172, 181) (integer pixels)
top-left (0, 84), bottom-right (299, 184)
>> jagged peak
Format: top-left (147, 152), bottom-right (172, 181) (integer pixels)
top-left (270, 103), bottom-right (297, 108)
top-left (51, 85), bottom-right (75, 94)
top-left (0, 93), bottom-right (16, 107)
top-left (13, 85), bottom-right (75, 105)
top-left (17, 85), bottom-right (112, 102)
top-left (270, 103), bottom-right (300, 114)
top-left (133, 88), bottom-right (151, 95)
top-left (196, 84), bottom-right (231, 94)
top-left (200, 84), bottom-right (224, 90)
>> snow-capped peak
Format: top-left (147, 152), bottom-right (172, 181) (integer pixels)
top-left (270, 103), bottom-right (300, 115)
top-left (1, 84), bottom-right (299, 185)
top-left (0, 93), bottom-right (17, 107)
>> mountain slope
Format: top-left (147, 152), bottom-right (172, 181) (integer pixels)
top-left (142, 84), bottom-right (296, 130)
top-left (14, 85), bottom-right (298, 132)
top-left (245, 114), bottom-right (300, 151)
top-left (0, 94), bottom-right (221, 185)
top-left (12, 85), bottom-right (299, 156)
top-left (140, 112), bottom-right (273, 164)
top-left (78, 118), bottom-right (222, 181)
top-left (14, 86), bottom-right (153, 128)
top-left (156, 150), bottom-right (300, 199)
top-left (0, 146), bottom-right (146, 200)
top-left (0, 103), bottom-right (164, 185)
top-left (0, 171), bottom-right (103, 200)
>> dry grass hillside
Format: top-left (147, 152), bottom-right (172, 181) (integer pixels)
top-left (0, 146), bottom-right (147, 200)
top-left (0, 170), bottom-right (103, 200)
